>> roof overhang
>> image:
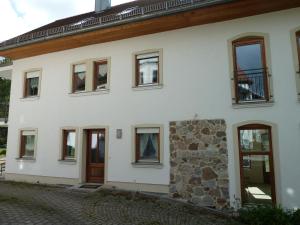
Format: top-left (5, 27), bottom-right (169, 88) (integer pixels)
top-left (0, 0), bottom-right (300, 60)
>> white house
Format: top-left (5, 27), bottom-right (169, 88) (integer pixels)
top-left (0, 0), bottom-right (300, 210)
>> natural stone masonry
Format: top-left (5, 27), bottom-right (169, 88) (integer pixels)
top-left (169, 119), bottom-right (229, 209)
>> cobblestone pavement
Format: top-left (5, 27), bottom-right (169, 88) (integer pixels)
top-left (0, 181), bottom-right (241, 225)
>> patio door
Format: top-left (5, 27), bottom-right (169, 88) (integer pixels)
top-left (238, 124), bottom-right (276, 205)
top-left (86, 129), bottom-right (105, 183)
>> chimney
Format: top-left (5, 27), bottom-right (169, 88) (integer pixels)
top-left (95, 0), bottom-right (111, 12)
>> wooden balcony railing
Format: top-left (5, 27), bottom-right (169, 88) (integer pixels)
top-left (234, 68), bottom-right (270, 103)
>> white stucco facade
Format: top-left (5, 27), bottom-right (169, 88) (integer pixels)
top-left (5, 8), bottom-right (300, 209)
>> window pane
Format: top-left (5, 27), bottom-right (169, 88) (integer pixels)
top-left (242, 155), bottom-right (273, 205)
top-left (98, 132), bottom-right (105, 163)
top-left (66, 131), bottom-right (75, 158)
top-left (95, 62), bottom-right (108, 89)
top-left (239, 129), bottom-right (270, 152)
top-left (138, 57), bottom-right (159, 85)
top-left (24, 135), bottom-right (35, 157)
top-left (138, 133), bottom-right (159, 161)
top-left (235, 42), bottom-right (266, 101)
top-left (26, 77), bottom-right (39, 96)
top-left (90, 133), bottom-right (98, 163)
top-left (74, 72), bottom-right (86, 92)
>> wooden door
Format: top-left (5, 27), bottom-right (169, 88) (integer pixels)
top-left (86, 129), bottom-right (105, 183)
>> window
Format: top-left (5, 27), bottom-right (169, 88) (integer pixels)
top-left (93, 60), bottom-right (108, 90)
top-left (135, 127), bottom-right (160, 163)
top-left (20, 130), bottom-right (37, 159)
top-left (72, 64), bottom-right (86, 92)
top-left (238, 124), bottom-right (276, 205)
top-left (133, 50), bottom-right (162, 88)
top-left (62, 129), bottom-right (76, 160)
top-left (24, 71), bottom-right (40, 97)
top-left (232, 37), bottom-right (270, 103)
top-left (70, 58), bottom-right (110, 95)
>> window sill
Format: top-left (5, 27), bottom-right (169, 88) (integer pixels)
top-left (132, 162), bottom-right (163, 169)
top-left (58, 159), bottom-right (77, 165)
top-left (232, 100), bottom-right (274, 109)
top-left (15, 157), bottom-right (36, 162)
top-left (132, 84), bottom-right (163, 91)
top-left (69, 89), bottom-right (110, 97)
top-left (20, 96), bottom-right (40, 101)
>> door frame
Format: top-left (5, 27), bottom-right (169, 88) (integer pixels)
top-left (237, 124), bottom-right (276, 205)
top-left (79, 126), bottom-right (109, 184)
top-left (232, 121), bottom-right (281, 207)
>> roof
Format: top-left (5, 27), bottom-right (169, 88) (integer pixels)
top-left (0, 0), bottom-right (231, 50)
top-left (1, 0), bottom-right (299, 60)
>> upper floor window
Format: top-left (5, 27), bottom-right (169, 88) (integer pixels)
top-left (20, 130), bottom-right (37, 159)
top-left (93, 60), bottom-right (108, 90)
top-left (133, 50), bottom-right (163, 89)
top-left (62, 129), bottom-right (76, 160)
top-left (24, 70), bottom-right (41, 98)
top-left (72, 64), bottom-right (86, 93)
top-left (232, 37), bottom-right (270, 103)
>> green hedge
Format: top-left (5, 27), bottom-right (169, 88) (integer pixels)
top-left (238, 205), bottom-right (300, 225)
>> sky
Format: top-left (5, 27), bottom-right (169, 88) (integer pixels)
top-left (0, 0), bottom-right (132, 42)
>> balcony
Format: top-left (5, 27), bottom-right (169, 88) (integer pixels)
top-left (234, 68), bottom-right (270, 104)
top-left (0, 58), bottom-right (12, 67)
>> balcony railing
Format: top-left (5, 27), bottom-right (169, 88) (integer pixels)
top-left (0, 0), bottom-right (231, 49)
top-left (234, 68), bottom-right (269, 103)
top-left (0, 58), bottom-right (12, 67)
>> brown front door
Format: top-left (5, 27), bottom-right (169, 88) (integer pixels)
top-left (86, 129), bottom-right (105, 183)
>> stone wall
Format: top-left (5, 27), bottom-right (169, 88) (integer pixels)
top-left (169, 119), bottom-right (229, 209)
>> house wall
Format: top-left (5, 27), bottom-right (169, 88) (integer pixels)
top-left (5, 7), bottom-right (300, 209)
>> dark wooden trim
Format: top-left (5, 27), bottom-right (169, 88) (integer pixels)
top-left (296, 31), bottom-right (300, 70)
top-left (238, 124), bottom-right (276, 205)
top-left (2, 0), bottom-right (300, 59)
top-left (20, 131), bottom-right (25, 158)
top-left (232, 36), bottom-right (269, 103)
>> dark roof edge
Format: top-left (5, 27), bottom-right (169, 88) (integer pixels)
top-left (0, 0), bottom-right (233, 51)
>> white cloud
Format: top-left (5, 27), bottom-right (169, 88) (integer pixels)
top-left (0, 0), bottom-right (132, 42)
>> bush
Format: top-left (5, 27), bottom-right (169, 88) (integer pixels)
top-left (238, 205), bottom-right (299, 225)
top-left (291, 209), bottom-right (300, 225)
top-left (0, 149), bottom-right (6, 156)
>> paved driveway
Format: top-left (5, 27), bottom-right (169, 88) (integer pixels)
top-left (0, 181), bottom-right (240, 225)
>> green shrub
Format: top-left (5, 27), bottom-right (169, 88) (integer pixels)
top-left (0, 149), bottom-right (6, 156)
top-left (238, 205), bottom-right (293, 225)
top-left (291, 209), bottom-right (300, 225)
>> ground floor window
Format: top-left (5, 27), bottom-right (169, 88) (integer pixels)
top-left (62, 129), bottom-right (76, 160)
top-left (20, 130), bottom-right (37, 159)
top-left (238, 124), bottom-right (276, 205)
top-left (134, 127), bottom-right (161, 163)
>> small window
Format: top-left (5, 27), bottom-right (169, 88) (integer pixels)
top-left (135, 52), bottom-right (159, 86)
top-left (24, 71), bottom-right (40, 97)
top-left (62, 129), bottom-right (76, 160)
top-left (73, 64), bottom-right (86, 92)
top-left (93, 60), bottom-right (108, 90)
top-left (20, 130), bottom-right (37, 158)
top-left (232, 37), bottom-right (270, 103)
top-left (135, 127), bottom-right (160, 163)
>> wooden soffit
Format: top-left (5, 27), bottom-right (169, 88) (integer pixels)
top-left (1, 0), bottom-right (300, 60)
